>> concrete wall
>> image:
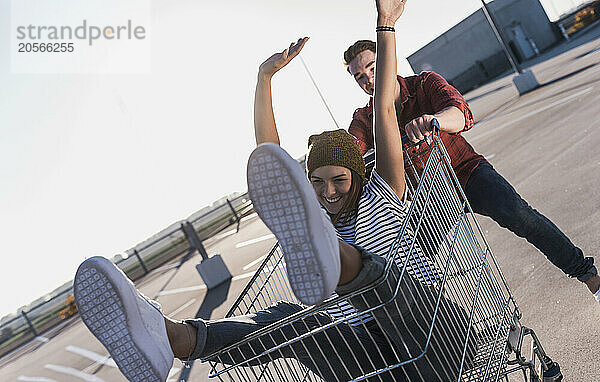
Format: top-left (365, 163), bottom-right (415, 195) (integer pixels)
top-left (407, 0), bottom-right (559, 92)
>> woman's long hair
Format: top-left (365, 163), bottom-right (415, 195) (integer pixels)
top-left (330, 169), bottom-right (364, 226)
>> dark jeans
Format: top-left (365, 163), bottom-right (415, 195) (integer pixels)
top-left (189, 249), bottom-right (475, 381)
top-left (465, 161), bottom-right (596, 282)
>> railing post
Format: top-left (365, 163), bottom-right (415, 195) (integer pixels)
top-left (226, 198), bottom-right (241, 232)
top-left (21, 310), bottom-right (38, 337)
top-left (133, 249), bottom-right (149, 275)
top-left (558, 23), bottom-right (569, 40)
top-left (181, 221), bottom-right (209, 261)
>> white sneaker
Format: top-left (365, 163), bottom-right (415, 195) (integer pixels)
top-left (74, 256), bottom-right (174, 382)
top-left (247, 143), bottom-right (340, 305)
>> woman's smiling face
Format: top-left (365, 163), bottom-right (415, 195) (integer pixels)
top-left (309, 165), bottom-right (352, 215)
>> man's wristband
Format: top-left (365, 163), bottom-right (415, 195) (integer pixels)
top-left (376, 26), bottom-right (395, 33)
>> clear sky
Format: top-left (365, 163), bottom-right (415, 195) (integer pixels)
top-left (0, 0), bottom-right (585, 318)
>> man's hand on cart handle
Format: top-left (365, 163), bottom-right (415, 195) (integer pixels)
top-left (404, 116), bottom-right (440, 144)
top-left (404, 114), bottom-right (436, 143)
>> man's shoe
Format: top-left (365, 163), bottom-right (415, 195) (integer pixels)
top-left (74, 256), bottom-right (174, 382)
top-left (247, 143), bottom-right (340, 305)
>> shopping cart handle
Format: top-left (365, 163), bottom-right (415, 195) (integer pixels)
top-left (363, 119), bottom-right (440, 169)
top-left (401, 118), bottom-right (440, 146)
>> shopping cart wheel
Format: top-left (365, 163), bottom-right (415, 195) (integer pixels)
top-left (542, 359), bottom-right (562, 382)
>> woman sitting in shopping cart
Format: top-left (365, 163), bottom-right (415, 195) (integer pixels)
top-left (73, 0), bottom-right (476, 381)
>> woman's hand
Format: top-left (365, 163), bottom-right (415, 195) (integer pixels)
top-left (254, 37), bottom-right (308, 146)
top-left (258, 37), bottom-right (309, 79)
top-left (375, 0), bottom-right (407, 26)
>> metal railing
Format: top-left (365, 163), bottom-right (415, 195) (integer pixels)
top-left (0, 193), bottom-right (253, 359)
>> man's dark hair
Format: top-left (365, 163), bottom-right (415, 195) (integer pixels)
top-left (343, 40), bottom-right (376, 66)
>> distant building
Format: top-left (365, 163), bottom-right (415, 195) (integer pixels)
top-left (556, 0), bottom-right (600, 37)
top-left (407, 0), bottom-right (560, 93)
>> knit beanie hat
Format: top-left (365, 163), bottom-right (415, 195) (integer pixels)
top-left (306, 129), bottom-right (366, 181)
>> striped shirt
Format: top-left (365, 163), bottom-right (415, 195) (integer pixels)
top-left (325, 169), bottom-right (440, 326)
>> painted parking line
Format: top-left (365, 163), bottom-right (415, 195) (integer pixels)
top-left (168, 298), bottom-right (197, 317)
top-left (157, 284), bottom-right (207, 297)
top-left (44, 364), bottom-right (105, 382)
top-left (235, 234), bottom-right (275, 248)
top-left (34, 336), bottom-right (49, 343)
top-left (243, 255), bottom-right (266, 271)
top-left (233, 270), bottom-right (259, 281)
top-left (150, 262), bottom-right (182, 274)
top-left (208, 214), bottom-right (260, 242)
top-left (66, 345), bottom-right (116, 368)
top-left (233, 264), bottom-right (284, 281)
top-left (74, 346), bottom-right (181, 379)
top-left (166, 367), bottom-right (181, 382)
top-left (204, 213), bottom-right (258, 244)
top-left (485, 153), bottom-right (496, 160)
top-left (471, 86), bottom-right (594, 143)
top-left (240, 212), bottom-right (258, 222)
top-left (18, 377), bottom-right (60, 382)
top-left (211, 228), bottom-right (237, 241)
top-left (156, 265), bottom-right (283, 297)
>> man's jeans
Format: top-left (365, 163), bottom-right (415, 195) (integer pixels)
top-left (465, 161), bottom-right (597, 282)
top-left (187, 248), bottom-right (475, 381)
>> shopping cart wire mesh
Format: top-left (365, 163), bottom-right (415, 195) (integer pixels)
top-left (204, 131), bottom-right (559, 382)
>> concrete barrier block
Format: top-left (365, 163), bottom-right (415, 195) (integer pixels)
top-left (196, 254), bottom-right (232, 289)
top-left (512, 69), bottom-right (539, 95)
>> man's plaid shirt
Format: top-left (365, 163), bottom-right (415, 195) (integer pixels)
top-left (348, 72), bottom-right (485, 189)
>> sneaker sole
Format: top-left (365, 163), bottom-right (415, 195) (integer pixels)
top-left (74, 257), bottom-right (164, 382)
top-left (247, 144), bottom-right (338, 305)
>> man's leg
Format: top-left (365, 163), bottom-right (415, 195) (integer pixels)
top-left (464, 162), bottom-right (598, 291)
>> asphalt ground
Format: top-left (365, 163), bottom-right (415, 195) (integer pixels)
top-left (0, 212), bottom-right (279, 382)
top-left (2, 29), bottom-right (600, 382)
top-left (460, 33), bottom-right (600, 380)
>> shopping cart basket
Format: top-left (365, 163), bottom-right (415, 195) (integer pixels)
top-left (205, 124), bottom-right (562, 381)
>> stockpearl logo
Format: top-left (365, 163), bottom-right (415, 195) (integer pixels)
top-left (11, 0), bottom-right (151, 74)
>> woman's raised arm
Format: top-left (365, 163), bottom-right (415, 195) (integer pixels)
top-left (254, 37), bottom-right (309, 146)
top-left (373, 0), bottom-right (407, 197)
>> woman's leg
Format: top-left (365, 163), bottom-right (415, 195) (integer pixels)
top-left (165, 243), bottom-right (395, 381)
top-left (168, 301), bottom-right (303, 361)
top-left (338, 239), bottom-right (364, 284)
top-left (247, 143), bottom-right (342, 306)
top-left (335, 246), bottom-right (476, 381)
top-left (74, 254), bottom-right (392, 382)
top-left (164, 240), bottom-right (363, 361)
top-left (169, 301), bottom-right (398, 381)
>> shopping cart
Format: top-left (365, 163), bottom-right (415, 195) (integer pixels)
top-left (204, 125), bottom-right (563, 381)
